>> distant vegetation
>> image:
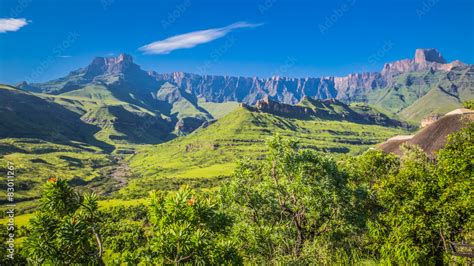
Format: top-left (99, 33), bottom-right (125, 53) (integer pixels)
top-left (126, 106), bottom-right (406, 197)
top-left (3, 124), bottom-right (471, 264)
top-left (464, 100), bottom-right (474, 110)
top-left (367, 67), bottom-right (474, 123)
top-left (1, 50), bottom-right (473, 264)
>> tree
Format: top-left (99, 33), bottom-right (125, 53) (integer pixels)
top-left (434, 122), bottom-right (473, 263)
top-left (463, 100), bottom-right (474, 110)
top-left (147, 186), bottom-right (241, 265)
top-left (368, 145), bottom-right (440, 264)
top-left (368, 123), bottom-right (473, 264)
top-left (100, 205), bottom-right (149, 265)
top-left (222, 136), bottom-right (354, 263)
top-left (339, 149), bottom-right (400, 257)
top-left (23, 178), bottom-right (104, 265)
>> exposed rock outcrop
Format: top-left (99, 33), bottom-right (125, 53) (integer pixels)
top-left (420, 114), bottom-right (442, 128)
top-left (254, 96), bottom-right (314, 117)
top-left (415, 48), bottom-right (446, 64)
top-left (84, 53), bottom-right (139, 78)
top-left (381, 48), bottom-right (465, 78)
top-left (151, 48), bottom-right (468, 105)
top-left (378, 108), bottom-right (474, 157)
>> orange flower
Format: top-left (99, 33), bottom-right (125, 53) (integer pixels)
top-left (186, 197), bottom-right (196, 206)
top-left (48, 177), bottom-right (57, 183)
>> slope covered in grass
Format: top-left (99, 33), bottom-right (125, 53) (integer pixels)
top-left (128, 106), bottom-right (407, 194)
top-left (366, 66), bottom-right (474, 122)
top-left (198, 98), bottom-right (240, 119)
top-left (399, 86), bottom-right (462, 122)
top-left (0, 138), bottom-right (116, 203)
top-left (0, 85), bottom-right (111, 149)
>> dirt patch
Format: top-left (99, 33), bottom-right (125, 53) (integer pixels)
top-left (378, 113), bottom-right (473, 157)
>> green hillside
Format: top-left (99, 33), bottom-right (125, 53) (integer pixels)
top-left (0, 85), bottom-right (113, 150)
top-left (125, 106), bottom-right (406, 196)
top-left (198, 98), bottom-right (240, 119)
top-left (36, 84), bottom-right (175, 146)
top-left (0, 138), bottom-right (116, 203)
top-left (399, 86), bottom-right (462, 122)
top-left (298, 97), bottom-right (403, 126)
top-left (367, 66), bottom-right (474, 122)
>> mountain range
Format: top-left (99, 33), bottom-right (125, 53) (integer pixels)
top-left (0, 48), bottom-right (470, 149)
top-left (17, 48), bottom-right (473, 129)
top-left (2, 48), bottom-right (472, 201)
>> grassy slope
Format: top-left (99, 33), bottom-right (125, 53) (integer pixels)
top-left (0, 85), bottom-right (129, 205)
top-left (0, 138), bottom-right (114, 202)
top-left (46, 85), bottom-right (173, 146)
top-left (0, 198), bottom-right (148, 227)
top-left (0, 84), bottom-right (243, 210)
top-left (367, 70), bottom-right (438, 115)
top-left (399, 86), bottom-right (462, 122)
top-left (127, 107), bottom-right (406, 196)
top-left (198, 98), bottom-right (240, 119)
top-left (367, 67), bottom-right (474, 122)
top-left (0, 85), bottom-right (110, 148)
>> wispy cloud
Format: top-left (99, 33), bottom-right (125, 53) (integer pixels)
top-left (139, 21), bottom-right (263, 55)
top-left (0, 18), bottom-right (29, 33)
top-left (58, 55), bottom-right (72, 58)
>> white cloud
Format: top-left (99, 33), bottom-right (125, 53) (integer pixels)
top-left (0, 18), bottom-right (29, 33)
top-left (139, 21), bottom-right (263, 54)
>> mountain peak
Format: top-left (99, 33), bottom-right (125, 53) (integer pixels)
top-left (85, 53), bottom-right (138, 78)
top-left (381, 48), bottom-right (454, 77)
top-left (116, 53), bottom-right (134, 63)
top-left (414, 48), bottom-right (446, 64)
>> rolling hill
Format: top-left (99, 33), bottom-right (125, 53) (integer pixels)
top-left (124, 102), bottom-right (407, 196)
top-left (0, 84), bottom-right (113, 150)
top-left (367, 65), bottom-right (474, 123)
top-left (2, 48), bottom-right (472, 207)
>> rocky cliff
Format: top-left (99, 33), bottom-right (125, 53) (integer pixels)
top-left (151, 48), bottom-right (467, 104)
top-left (18, 49), bottom-right (472, 124)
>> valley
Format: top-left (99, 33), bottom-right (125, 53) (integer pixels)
top-left (1, 0), bottom-right (473, 262)
top-left (1, 48), bottom-right (473, 213)
top-left (0, 48), bottom-right (473, 265)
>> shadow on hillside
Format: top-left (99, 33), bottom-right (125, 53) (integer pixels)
top-left (107, 105), bottom-right (174, 144)
top-left (0, 88), bottom-right (115, 153)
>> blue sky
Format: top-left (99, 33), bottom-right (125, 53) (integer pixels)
top-left (0, 0), bottom-right (473, 84)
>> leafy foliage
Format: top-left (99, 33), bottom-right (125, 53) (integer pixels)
top-left (130, 107), bottom-right (406, 185)
top-left (147, 186), bottom-right (241, 265)
top-left (365, 123), bottom-right (473, 264)
top-left (23, 179), bottom-right (104, 264)
top-left (463, 100), bottom-right (474, 110)
top-left (222, 136), bottom-right (357, 263)
top-left (14, 125), bottom-right (473, 264)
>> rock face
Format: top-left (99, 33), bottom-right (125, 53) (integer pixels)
top-left (420, 114), bottom-right (442, 128)
top-left (84, 53), bottom-right (140, 78)
top-left (379, 110), bottom-right (474, 157)
top-left (381, 48), bottom-right (464, 78)
top-left (253, 96), bottom-right (314, 117)
top-left (151, 48), bottom-right (468, 105)
top-left (151, 72), bottom-right (391, 104)
top-left (19, 49), bottom-right (471, 111)
top-left (333, 72), bottom-right (386, 101)
top-left (151, 72), bottom-right (341, 105)
top-left (414, 48), bottom-right (446, 64)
